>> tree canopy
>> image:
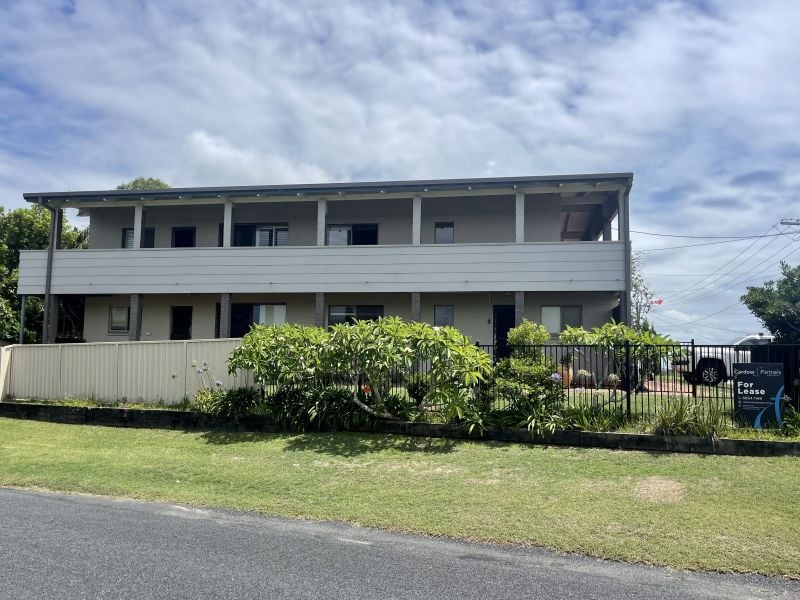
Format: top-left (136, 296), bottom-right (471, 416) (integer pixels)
top-left (741, 262), bottom-right (800, 343)
top-left (116, 177), bottom-right (170, 190)
top-left (0, 205), bottom-right (84, 342)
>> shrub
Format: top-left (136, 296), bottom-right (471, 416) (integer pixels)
top-left (651, 398), bottom-right (726, 439)
top-left (507, 319), bottom-right (550, 354)
top-left (405, 373), bottom-right (430, 406)
top-left (192, 387), bottom-right (261, 418)
top-left (782, 405), bottom-right (800, 436)
top-left (267, 387), bottom-right (374, 432)
top-left (562, 404), bottom-right (626, 432)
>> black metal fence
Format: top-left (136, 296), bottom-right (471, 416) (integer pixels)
top-left (348, 342), bottom-right (800, 423)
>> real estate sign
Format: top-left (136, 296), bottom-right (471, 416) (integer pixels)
top-left (732, 363), bottom-right (785, 429)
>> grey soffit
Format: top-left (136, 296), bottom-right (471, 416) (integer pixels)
top-left (23, 172), bottom-right (634, 204)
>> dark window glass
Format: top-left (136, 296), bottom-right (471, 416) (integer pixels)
top-left (218, 223), bottom-right (224, 247)
top-left (170, 306), bottom-right (193, 340)
top-left (233, 224), bottom-right (255, 247)
top-left (352, 224), bottom-right (378, 245)
top-left (328, 305), bottom-right (384, 326)
top-left (562, 306), bottom-right (582, 329)
top-left (172, 227), bottom-right (196, 248)
top-left (435, 222), bottom-right (454, 244)
top-left (434, 305), bottom-right (454, 327)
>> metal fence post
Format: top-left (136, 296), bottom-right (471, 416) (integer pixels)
top-left (690, 339), bottom-right (697, 399)
top-left (624, 341), bottom-right (632, 419)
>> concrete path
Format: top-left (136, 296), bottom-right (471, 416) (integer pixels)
top-left (0, 488), bottom-right (796, 599)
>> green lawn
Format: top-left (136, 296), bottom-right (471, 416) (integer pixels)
top-left (1, 417), bottom-right (798, 577)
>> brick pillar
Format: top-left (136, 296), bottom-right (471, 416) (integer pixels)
top-left (219, 293), bottom-right (232, 337)
top-left (411, 292), bottom-right (421, 322)
top-left (315, 292), bottom-right (325, 327)
top-left (129, 294), bottom-right (143, 341)
top-left (514, 291), bottom-right (525, 326)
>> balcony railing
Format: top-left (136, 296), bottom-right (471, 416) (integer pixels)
top-left (18, 241), bottom-right (626, 295)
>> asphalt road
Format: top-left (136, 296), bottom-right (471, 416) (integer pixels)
top-left (0, 488), bottom-right (796, 599)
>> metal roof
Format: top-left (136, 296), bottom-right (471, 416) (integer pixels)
top-left (23, 172), bottom-right (633, 204)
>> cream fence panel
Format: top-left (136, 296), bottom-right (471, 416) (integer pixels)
top-left (2, 339), bottom-right (249, 404)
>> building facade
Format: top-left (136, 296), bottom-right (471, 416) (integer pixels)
top-left (17, 173), bottom-right (633, 346)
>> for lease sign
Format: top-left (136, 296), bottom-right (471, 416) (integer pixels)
top-left (732, 363), bottom-right (785, 429)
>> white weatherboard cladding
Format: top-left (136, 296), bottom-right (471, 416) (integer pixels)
top-left (18, 242), bottom-right (625, 295)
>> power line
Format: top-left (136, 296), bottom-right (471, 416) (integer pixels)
top-left (674, 238), bottom-right (799, 305)
top-left (629, 229), bottom-right (793, 239)
top-left (652, 313), bottom-right (752, 335)
top-left (637, 237), bottom-right (782, 252)
top-left (664, 223), bottom-right (780, 302)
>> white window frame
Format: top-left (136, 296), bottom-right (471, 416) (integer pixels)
top-left (541, 305), bottom-right (582, 335)
top-left (108, 305), bottom-right (130, 333)
top-left (434, 305), bottom-right (454, 327)
top-left (256, 224), bottom-right (289, 247)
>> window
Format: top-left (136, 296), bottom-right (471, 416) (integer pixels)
top-left (233, 224), bottom-right (289, 247)
top-left (434, 222), bottom-right (454, 244)
top-left (230, 303), bottom-right (287, 337)
top-left (121, 228), bottom-right (155, 248)
top-left (171, 227), bottom-right (196, 248)
top-left (434, 305), bottom-right (454, 327)
top-left (326, 224), bottom-right (378, 246)
top-left (328, 305), bottom-right (384, 326)
top-left (541, 306), bottom-right (582, 334)
top-left (109, 305), bottom-right (130, 333)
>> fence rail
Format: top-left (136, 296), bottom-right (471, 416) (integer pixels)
top-left (1, 340), bottom-right (798, 424)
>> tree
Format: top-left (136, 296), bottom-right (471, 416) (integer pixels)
top-left (116, 177), bottom-right (170, 190)
top-left (0, 205), bottom-right (84, 343)
top-left (630, 252), bottom-right (655, 331)
top-left (741, 262), bottom-right (800, 343)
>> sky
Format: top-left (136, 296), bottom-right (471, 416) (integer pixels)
top-left (1, 0), bottom-right (798, 342)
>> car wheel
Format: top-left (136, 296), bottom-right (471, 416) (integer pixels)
top-left (696, 359), bottom-right (724, 386)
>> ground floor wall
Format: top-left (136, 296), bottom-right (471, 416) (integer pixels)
top-left (81, 291), bottom-right (621, 344)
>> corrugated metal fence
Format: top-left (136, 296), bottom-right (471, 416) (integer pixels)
top-left (0, 339), bottom-right (253, 404)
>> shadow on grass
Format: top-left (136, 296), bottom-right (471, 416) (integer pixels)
top-left (282, 432), bottom-right (459, 457)
top-left (198, 429), bottom-right (459, 456)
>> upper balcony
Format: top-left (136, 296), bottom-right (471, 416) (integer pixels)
top-left (19, 173), bottom-right (632, 296)
top-left (17, 241), bottom-right (626, 295)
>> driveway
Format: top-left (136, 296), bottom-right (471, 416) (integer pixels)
top-left (0, 488), bottom-right (795, 599)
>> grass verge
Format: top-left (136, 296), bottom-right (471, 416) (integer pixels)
top-left (0, 417), bottom-right (798, 577)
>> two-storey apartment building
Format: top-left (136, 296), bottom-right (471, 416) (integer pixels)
top-left (17, 173), bottom-right (632, 346)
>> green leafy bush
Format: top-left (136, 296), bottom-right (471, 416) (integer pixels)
top-left (562, 404), bottom-right (626, 432)
top-left (783, 406), bottom-right (800, 436)
top-left (267, 387), bottom-right (374, 432)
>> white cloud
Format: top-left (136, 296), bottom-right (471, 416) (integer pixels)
top-left (0, 0), bottom-right (798, 340)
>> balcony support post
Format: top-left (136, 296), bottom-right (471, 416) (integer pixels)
top-left (412, 196), bottom-right (422, 245)
top-left (18, 295), bottom-right (26, 344)
top-left (316, 200), bottom-right (327, 246)
top-left (411, 292), bottom-right (421, 322)
top-left (129, 294), bottom-right (143, 341)
top-left (219, 293), bottom-right (231, 337)
top-left (514, 291), bottom-right (525, 326)
top-left (42, 204), bottom-right (62, 344)
top-left (315, 292), bottom-right (325, 327)
top-left (618, 189), bottom-right (632, 325)
top-left (133, 204), bottom-right (143, 249)
top-left (223, 200), bottom-right (233, 247)
top-left (515, 192), bottom-right (525, 243)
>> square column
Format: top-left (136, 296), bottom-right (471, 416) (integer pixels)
top-left (315, 292), bottom-right (325, 327)
top-left (129, 294), bottom-right (143, 341)
top-left (133, 204), bottom-right (143, 249)
top-left (618, 189), bottom-right (632, 325)
top-left (223, 201), bottom-right (233, 247)
top-left (412, 196), bottom-right (422, 245)
top-left (411, 292), bottom-right (421, 322)
top-left (316, 200), bottom-right (327, 246)
top-left (515, 192), bottom-right (525, 243)
top-left (219, 293), bottom-right (232, 337)
top-left (514, 291), bottom-right (525, 326)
